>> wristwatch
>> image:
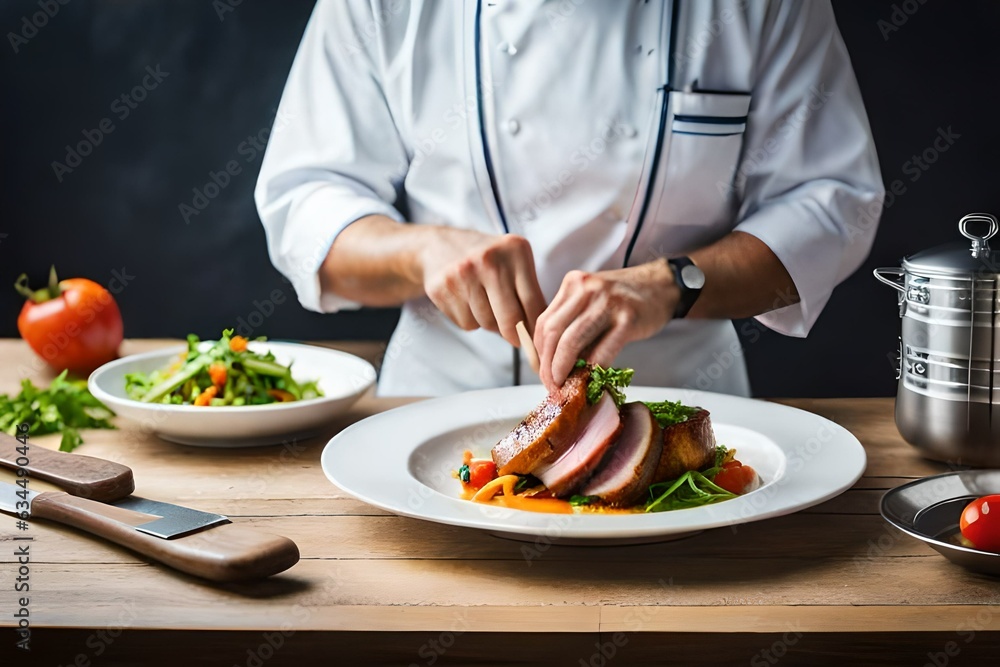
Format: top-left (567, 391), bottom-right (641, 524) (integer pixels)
top-left (666, 257), bottom-right (705, 319)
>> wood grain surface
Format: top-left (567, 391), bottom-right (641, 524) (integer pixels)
top-left (1, 339), bottom-right (997, 666)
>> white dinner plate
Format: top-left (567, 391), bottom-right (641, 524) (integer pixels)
top-left (90, 341), bottom-right (376, 447)
top-left (322, 385), bottom-right (866, 543)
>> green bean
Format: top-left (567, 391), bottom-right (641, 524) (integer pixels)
top-left (140, 355), bottom-right (209, 403)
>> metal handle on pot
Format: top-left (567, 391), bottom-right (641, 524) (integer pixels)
top-left (874, 267), bottom-right (908, 317)
top-left (873, 267), bottom-right (906, 292)
top-left (959, 213), bottom-right (998, 259)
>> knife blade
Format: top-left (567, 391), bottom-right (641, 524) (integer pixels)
top-left (0, 481), bottom-right (299, 582)
top-left (0, 432), bottom-right (134, 502)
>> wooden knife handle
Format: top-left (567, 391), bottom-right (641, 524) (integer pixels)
top-left (0, 432), bottom-right (134, 502)
top-left (31, 492), bottom-right (300, 582)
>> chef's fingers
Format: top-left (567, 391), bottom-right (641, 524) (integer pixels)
top-left (483, 282), bottom-right (526, 347)
top-left (432, 280), bottom-right (479, 331)
top-left (512, 250), bottom-right (547, 332)
top-left (468, 284), bottom-right (500, 334)
top-left (479, 259), bottom-right (530, 346)
top-left (584, 317), bottom-right (632, 371)
top-left (550, 307), bottom-right (613, 387)
top-left (535, 289), bottom-right (592, 389)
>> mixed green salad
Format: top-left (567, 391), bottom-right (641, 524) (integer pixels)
top-left (125, 330), bottom-right (323, 406)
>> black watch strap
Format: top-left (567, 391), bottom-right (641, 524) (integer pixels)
top-left (667, 257), bottom-right (704, 319)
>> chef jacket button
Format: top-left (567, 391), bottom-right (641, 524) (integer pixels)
top-left (497, 41), bottom-right (517, 56)
top-left (624, 125), bottom-right (638, 138)
top-left (506, 119), bottom-right (521, 135)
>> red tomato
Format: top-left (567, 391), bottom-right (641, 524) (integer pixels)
top-left (960, 495), bottom-right (1000, 552)
top-left (713, 460), bottom-right (760, 495)
top-left (15, 268), bottom-right (123, 376)
top-left (467, 460), bottom-right (498, 491)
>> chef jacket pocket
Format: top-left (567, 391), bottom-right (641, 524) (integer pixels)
top-left (626, 91), bottom-right (751, 265)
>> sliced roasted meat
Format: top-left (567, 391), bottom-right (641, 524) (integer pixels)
top-left (580, 402), bottom-right (663, 507)
top-left (534, 392), bottom-right (623, 497)
top-left (652, 408), bottom-right (716, 484)
top-left (491, 369), bottom-right (589, 475)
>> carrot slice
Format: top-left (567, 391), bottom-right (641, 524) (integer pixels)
top-left (194, 386), bottom-right (218, 406)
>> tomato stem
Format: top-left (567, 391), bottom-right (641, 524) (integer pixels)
top-left (48, 265), bottom-right (62, 299)
top-left (14, 266), bottom-right (63, 303)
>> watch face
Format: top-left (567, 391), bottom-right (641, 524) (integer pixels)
top-left (680, 264), bottom-right (706, 289)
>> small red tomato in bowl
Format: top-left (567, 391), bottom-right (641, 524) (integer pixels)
top-left (15, 267), bottom-right (124, 376)
top-left (959, 494), bottom-right (1000, 552)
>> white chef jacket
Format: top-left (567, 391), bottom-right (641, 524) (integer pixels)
top-left (255, 0), bottom-right (884, 397)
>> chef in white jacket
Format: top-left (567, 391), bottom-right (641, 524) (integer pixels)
top-left (256, 0), bottom-right (883, 396)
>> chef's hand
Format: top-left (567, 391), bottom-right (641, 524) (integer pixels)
top-left (533, 260), bottom-right (679, 390)
top-left (420, 228), bottom-right (547, 347)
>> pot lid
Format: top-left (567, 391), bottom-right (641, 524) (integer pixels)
top-left (903, 213), bottom-right (1000, 276)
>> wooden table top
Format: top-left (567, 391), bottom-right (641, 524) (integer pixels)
top-left (3, 338), bottom-right (1000, 665)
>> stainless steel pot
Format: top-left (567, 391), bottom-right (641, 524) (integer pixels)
top-left (875, 213), bottom-right (1000, 466)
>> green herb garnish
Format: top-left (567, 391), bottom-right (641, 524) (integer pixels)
top-left (514, 475), bottom-right (538, 492)
top-left (644, 470), bottom-right (736, 512)
top-left (0, 370), bottom-right (116, 452)
top-left (643, 399), bottom-right (699, 428)
top-left (584, 363), bottom-right (634, 407)
top-left (699, 445), bottom-right (734, 480)
top-left (568, 494), bottom-right (598, 506)
top-left (457, 464), bottom-right (471, 484)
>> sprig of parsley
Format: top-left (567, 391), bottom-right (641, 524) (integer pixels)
top-left (0, 371), bottom-right (116, 452)
top-left (643, 399), bottom-right (699, 428)
top-left (577, 360), bottom-right (634, 407)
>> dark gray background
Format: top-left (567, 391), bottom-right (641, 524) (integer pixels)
top-left (2, 0), bottom-right (997, 397)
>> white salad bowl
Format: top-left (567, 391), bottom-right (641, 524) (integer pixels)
top-left (89, 341), bottom-right (377, 447)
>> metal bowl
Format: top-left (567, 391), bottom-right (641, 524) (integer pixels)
top-left (881, 470), bottom-right (1000, 575)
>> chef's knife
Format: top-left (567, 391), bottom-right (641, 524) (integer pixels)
top-left (1, 432), bottom-right (234, 537)
top-left (0, 432), bottom-right (134, 502)
top-left (0, 482), bottom-right (299, 582)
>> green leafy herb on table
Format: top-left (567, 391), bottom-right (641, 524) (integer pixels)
top-left (0, 370), bottom-right (116, 452)
top-left (124, 329), bottom-right (323, 406)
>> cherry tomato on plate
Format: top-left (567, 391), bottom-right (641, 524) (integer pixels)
top-left (466, 460), bottom-right (498, 491)
top-left (960, 494), bottom-right (1000, 552)
top-left (713, 460), bottom-right (761, 495)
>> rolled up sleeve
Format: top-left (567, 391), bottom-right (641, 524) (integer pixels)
top-left (734, 0), bottom-right (885, 337)
top-left (255, 0), bottom-right (408, 313)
